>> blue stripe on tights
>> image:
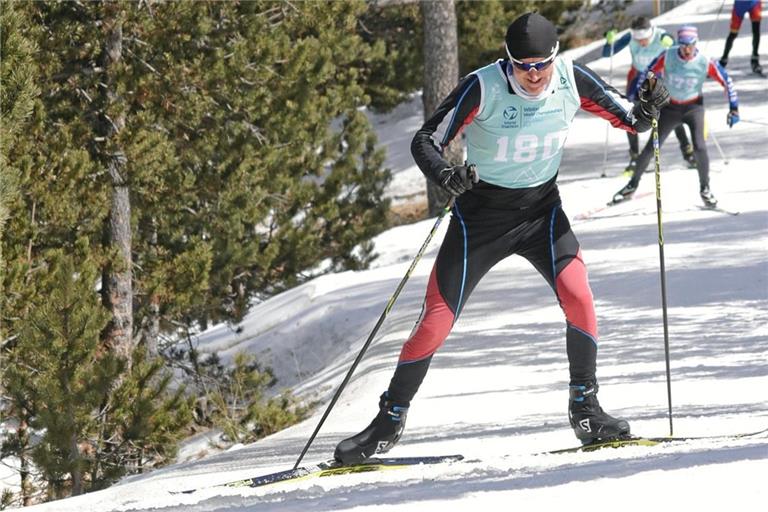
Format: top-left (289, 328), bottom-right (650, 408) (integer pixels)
top-left (396, 354), bottom-right (432, 367)
top-left (568, 322), bottom-right (598, 348)
top-left (454, 203), bottom-right (469, 319)
top-left (549, 205), bottom-right (559, 283)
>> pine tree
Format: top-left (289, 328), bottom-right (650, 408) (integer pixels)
top-left (0, 5), bottom-right (41, 506)
top-left (87, 350), bottom-right (193, 489)
top-left (0, 5), bottom-right (37, 251)
top-left (4, 251), bottom-right (116, 498)
top-left (8, 0), bottom-right (392, 335)
top-left (3, 3), bottom-right (392, 498)
top-left (125, 0), bottom-right (392, 326)
top-left (205, 352), bottom-right (307, 445)
top-left (0, 0), bottom-right (602, 503)
top-left (3, 249), bottom-right (192, 498)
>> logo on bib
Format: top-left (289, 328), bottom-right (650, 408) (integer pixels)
top-left (502, 106), bottom-right (520, 128)
top-left (503, 106), bottom-right (518, 120)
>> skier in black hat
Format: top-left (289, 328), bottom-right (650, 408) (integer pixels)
top-left (334, 12), bottom-right (670, 464)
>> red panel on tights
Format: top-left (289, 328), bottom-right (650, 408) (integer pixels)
top-left (398, 267), bottom-right (455, 362)
top-left (555, 249), bottom-right (598, 339)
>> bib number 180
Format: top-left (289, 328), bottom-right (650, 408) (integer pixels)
top-left (494, 131), bottom-right (567, 163)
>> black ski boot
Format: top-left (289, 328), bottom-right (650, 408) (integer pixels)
top-left (610, 181), bottom-right (637, 205)
top-left (334, 393), bottom-right (408, 464)
top-left (569, 383), bottom-right (630, 444)
top-left (751, 57), bottom-right (764, 76)
top-left (682, 144), bottom-right (697, 169)
top-left (700, 186), bottom-right (718, 208)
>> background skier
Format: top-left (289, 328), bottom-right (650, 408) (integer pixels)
top-left (603, 16), bottom-right (696, 172)
top-left (612, 25), bottom-right (739, 208)
top-left (719, 0), bottom-right (763, 75)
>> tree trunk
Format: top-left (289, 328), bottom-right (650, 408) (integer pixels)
top-left (420, 0), bottom-right (462, 216)
top-left (142, 220), bottom-right (160, 357)
top-left (19, 419), bottom-right (31, 507)
top-left (104, 159), bottom-right (132, 364)
top-left (146, 294), bottom-right (160, 357)
top-left (99, 16), bottom-right (134, 369)
top-left (69, 432), bottom-right (83, 496)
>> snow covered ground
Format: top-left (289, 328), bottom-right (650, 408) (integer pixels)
top-left (12, 1), bottom-right (768, 510)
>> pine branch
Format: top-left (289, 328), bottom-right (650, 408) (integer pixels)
top-left (122, 46), bottom-right (159, 75)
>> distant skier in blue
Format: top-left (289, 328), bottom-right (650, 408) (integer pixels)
top-left (719, 0), bottom-right (763, 74)
top-left (335, 12), bottom-right (671, 464)
top-left (603, 16), bottom-right (696, 172)
top-left (612, 26), bottom-right (739, 208)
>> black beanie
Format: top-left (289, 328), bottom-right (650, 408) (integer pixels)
top-left (505, 12), bottom-right (559, 60)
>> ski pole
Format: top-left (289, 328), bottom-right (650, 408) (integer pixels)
top-left (651, 116), bottom-right (674, 436)
top-left (293, 197), bottom-right (455, 469)
top-left (600, 35), bottom-right (616, 178)
top-left (702, 0), bottom-right (727, 55)
top-left (740, 119), bottom-right (768, 127)
top-left (709, 131), bottom-right (729, 165)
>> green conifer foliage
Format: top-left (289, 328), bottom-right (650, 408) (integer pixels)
top-left (131, 0), bottom-right (392, 324)
top-left (5, 0), bottom-right (391, 330)
top-left (3, 250), bottom-right (192, 497)
top-left (0, 4), bottom-right (39, 259)
top-left (207, 352), bottom-right (307, 445)
top-left (5, 251), bottom-right (116, 497)
top-left (3, 1), bottom-right (391, 498)
top-left (0, 0), bottom-right (599, 501)
top-left (88, 351), bottom-right (193, 489)
top-left (358, 2), bottom-right (423, 112)
top-left (1, 7), bottom-right (43, 506)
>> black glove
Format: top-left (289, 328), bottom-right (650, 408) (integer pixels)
top-left (637, 71), bottom-right (670, 118)
top-left (438, 163), bottom-right (478, 197)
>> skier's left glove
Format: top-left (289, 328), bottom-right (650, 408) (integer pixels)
top-left (726, 108), bottom-right (740, 128)
top-left (637, 71), bottom-right (671, 117)
top-left (438, 163), bottom-right (478, 197)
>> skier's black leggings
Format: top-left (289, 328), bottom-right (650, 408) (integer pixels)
top-left (628, 100), bottom-right (710, 190)
top-left (722, 18), bottom-right (761, 60)
top-left (387, 196), bottom-right (598, 405)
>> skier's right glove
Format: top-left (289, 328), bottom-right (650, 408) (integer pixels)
top-left (637, 71), bottom-right (670, 119)
top-left (439, 163), bottom-right (478, 197)
top-left (726, 108), bottom-right (740, 128)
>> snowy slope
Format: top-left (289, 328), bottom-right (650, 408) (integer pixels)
top-left (16, 1), bottom-right (768, 510)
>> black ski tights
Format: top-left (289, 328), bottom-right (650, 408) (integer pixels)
top-left (722, 21), bottom-right (761, 61)
top-left (753, 21), bottom-right (761, 58)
